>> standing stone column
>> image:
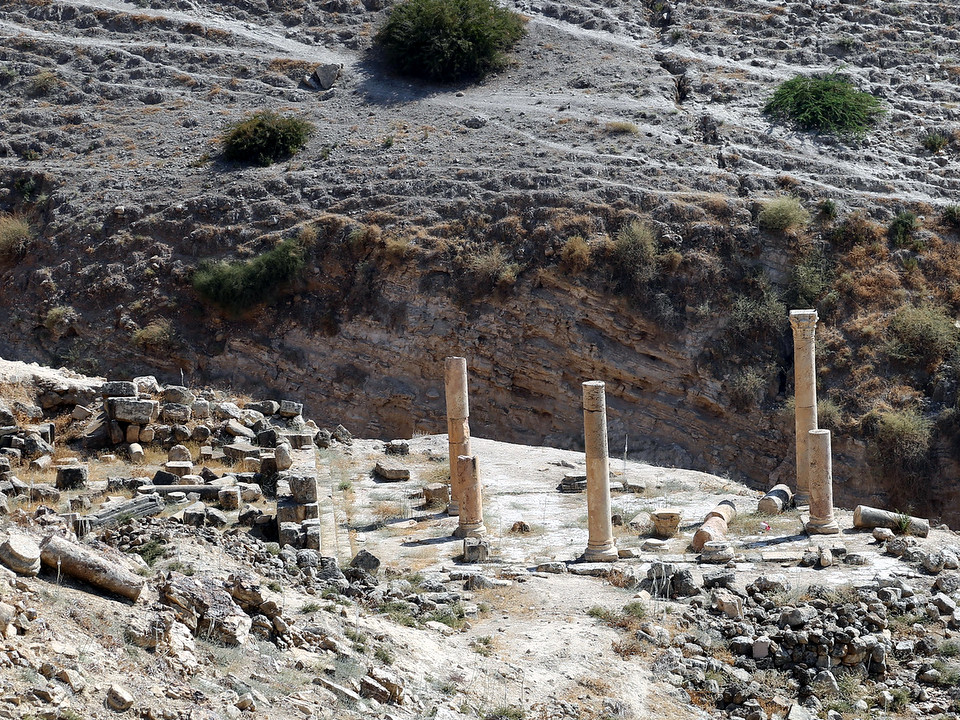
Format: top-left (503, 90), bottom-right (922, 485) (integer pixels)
top-left (444, 357), bottom-right (470, 516)
top-left (454, 455), bottom-right (486, 538)
top-left (805, 429), bottom-right (839, 534)
top-left (790, 309), bottom-right (819, 506)
top-left (582, 381), bottom-right (618, 562)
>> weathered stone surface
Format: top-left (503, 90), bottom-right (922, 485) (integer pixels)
top-left (40, 534), bottom-right (144, 600)
top-left (0, 533), bottom-right (41, 576)
top-left (107, 683), bottom-right (135, 711)
top-left (375, 460), bottom-right (410, 481)
top-left (246, 400), bottom-right (280, 416)
top-left (102, 381), bottom-right (137, 398)
top-left (108, 398), bottom-right (158, 425)
top-left (133, 376), bottom-right (161, 394)
top-left (225, 419), bottom-right (255, 439)
top-left (423, 482), bottom-right (450, 506)
top-left (163, 386), bottom-right (196, 405)
top-left (463, 537), bottom-right (489, 563)
top-left (651, 508), bottom-right (681, 538)
top-left (287, 474), bottom-right (318, 503)
top-left (159, 572), bottom-right (251, 645)
top-left (350, 549), bottom-right (380, 572)
top-left (56, 464), bottom-right (88, 489)
top-left (219, 487), bottom-right (241, 510)
top-left (168, 444), bottom-right (192, 462)
top-left (279, 400), bottom-right (303, 418)
top-left (161, 403), bottom-right (192, 423)
top-left (183, 501), bottom-right (207, 527)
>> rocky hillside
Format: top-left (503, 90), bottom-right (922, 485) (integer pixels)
top-left (1, 0), bottom-right (960, 518)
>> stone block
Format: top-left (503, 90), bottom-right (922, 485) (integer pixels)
top-left (279, 400), bottom-right (303, 418)
top-left (56, 464), bottom-right (88, 490)
top-left (72, 405), bottom-right (93, 421)
top-left (164, 461), bottom-right (193, 478)
top-left (225, 419), bottom-right (255, 440)
top-left (0, 534), bottom-right (41, 576)
top-left (101, 381), bottom-right (137, 398)
top-left (223, 442), bottom-right (259, 461)
top-left (128, 443), bottom-right (145, 463)
top-left (219, 487), bottom-right (241, 511)
top-left (182, 501), bottom-right (207, 527)
top-left (651, 508), bottom-right (682, 538)
top-left (287, 474), bottom-right (319, 504)
top-left (246, 400), bottom-right (280, 416)
top-left (108, 398), bottom-right (158, 425)
top-left (278, 522), bottom-right (303, 548)
top-left (277, 498), bottom-right (305, 525)
top-left (463, 537), bottom-right (489, 563)
top-left (163, 386), bottom-right (195, 405)
top-left (423, 482), bottom-right (450, 506)
top-left (138, 425), bottom-right (155, 443)
top-left (374, 460), bottom-right (410, 481)
top-left (161, 403), bottom-right (192, 423)
top-left (168, 444), bottom-right (192, 462)
top-left (125, 424), bottom-right (140, 444)
top-left (191, 400), bottom-right (211, 419)
top-left (133, 376), bottom-right (161, 394)
top-left (243, 457), bottom-right (261, 473)
top-left (153, 469), bottom-right (178, 486)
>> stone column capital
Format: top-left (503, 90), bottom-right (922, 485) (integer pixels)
top-left (789, 309), bottom-right (818, 339)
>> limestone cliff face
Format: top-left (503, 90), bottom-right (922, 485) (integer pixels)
top-left (199, 269), bottom-right (809, 491)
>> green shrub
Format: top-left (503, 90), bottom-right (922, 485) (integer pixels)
top-left (763, 72), bottom-right (885, 137)
top-left (872, 408), bottom-right (932, 476)
top-left (0, 214), bottom-right (32, 258)
top-left (30, 70), bottom-right (59, 96)
top-left (921, 130), bottom-right (950, 153)
top-left (886, 304), bottom-right (958, 368)
top-left (786, 250), bottom-right (831, 308)
top-left (828, 211), bottom-right (883, 247)
top-left (221, 111), bottom-right (313, 166)
top-left (728, 368), bottom-right (767, 411)
top-left (560, 235), bottom-right (591, 272)
top-left (484, 707), bottom-right (525, 720)
top-left (465, 245), bottom-right (519, 288)
top-left (817, 398), bottom-right (844, 431)
top-left (944, 205), bottom-right (960, 229)
top-left (888, 210), bottom-right (919, 248)
top-left (729, 289), bottom-right (787, 342)
top-left (193, 238), bottom-right (306, 312)
top-left (818, 198), bottom-right (838, 220)
top-left (374, 0), bottom-right (525, 82)
top-left (758, 196), bottom-right (810, 232)
top-left (133, 319), bottom-right (173, 350)
top-left (610, 220), bottom-right (657, 294)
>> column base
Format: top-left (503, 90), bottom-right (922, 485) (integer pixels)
top-left (794, 492), bottom-right (810, 507)
top-left (805, 518), bottom-right (840, 535)
top-left (583, 544), bottom-right (618, 562)
top-left (447, 502), bottom-right (460, 517)
top-left (453, 522), bottom-right (486, 539)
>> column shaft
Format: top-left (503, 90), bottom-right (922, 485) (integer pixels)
top-left (790, 309), bottom-right (819, 506)
top-left (454, 455), bottom-right (485, 538)
top-left (444, 357), bottom-right (470, 516)
top-left (582, 381), bottom-right (617, 562)
top-left (806, 428), bottom-right (839, 534)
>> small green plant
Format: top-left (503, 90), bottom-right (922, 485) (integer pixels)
top-left (941, 639), bottom-right (960, 658)
top-left (426, 602), bottom-right (466, 629)
top-left (818, 198), bottom-right (838, 220)
top-left (763, 72), bottom-right (885, 137)
top-left (758, 196), bottom-right (810, 232)
top-left (267, 580), bottom-right (283, 593)
top-left (484, 706), bottom-right (525, 720)
top-left (604, 121), bottom-right (639, 135)
top-left (728, 287), bottom-right (787, 342)
top-left (894, 511), bottom-right (912, 535)
top-left (786, 250), bottom-right (831, 308)
top-left (921, 129), bottom-right (950, 153)
top-left (728, 368), bottom-right (767, 411)
top-left (471, 635), bottom-right (493, 656)
top-left (380, 600), bottom-right (417, 626)
top-left (381, 135), bottom-right (394, 148)
top-left (193, 238), bottom-right (306, 313)
top-left (221, 111), bottom-right (313, 166)
top-left (374, 645), bottom-right (394, 664)
top-left (375, 0), bottom-right (525, 82)
top-left (43, 305), bottom-right (76, 332)
top-left (943, 204), bottom-right (960, 229)
top-left (889, 209), bottom-right (919, 248)
top-left (817, 398), bottom-right (843, 430)
top-left (0, 214), bottom-right (32, 258)
top-left (300, 602), bottom-right (322, 614)
top-left (622, 601), bottom-right (647, 620)
top-left (134, 539), bottom-right (166, 566)
top-left (337, 479), bottom-right (353, 491)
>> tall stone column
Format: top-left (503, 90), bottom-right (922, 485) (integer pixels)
top-left (454, 455), bottom-right (486, 538)
top-left (805, 429), bottom-right (839, 534)
top-left (790, 309), bottom-right (819, 506)
top-left (582, 381), bottom-right (618, 562)
top-left (444, 357), bottom-right (470, 516)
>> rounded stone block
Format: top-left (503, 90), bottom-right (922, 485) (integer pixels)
top-left (0, 534), bottom-right (41, 576)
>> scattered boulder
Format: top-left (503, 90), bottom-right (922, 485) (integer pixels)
top-left (374, 460), bottom-right (410, 481)
top-left (107, 683), bottom-right (135, 711)
top-left (0, 533), bottom-right (41, 576)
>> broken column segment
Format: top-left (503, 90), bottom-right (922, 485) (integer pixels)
top-left (582, 381), bottom-right (617, 562)
top-left (853, 505), bottom-right (930, 538)
top-left (805, 429), bottom-right (839, 535)
top-left (453, 455), bottom-right (485, 538)
top-left (693, 500), bottom-right (737, 552)
top-left (444, 357), bottom-right (470, 517)
top-left (790, 309), bottom-right (819, 506)
top-left (39, 534), bottom-right (145, 601)
top-left (758, 484), bottom-right (793, 515)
